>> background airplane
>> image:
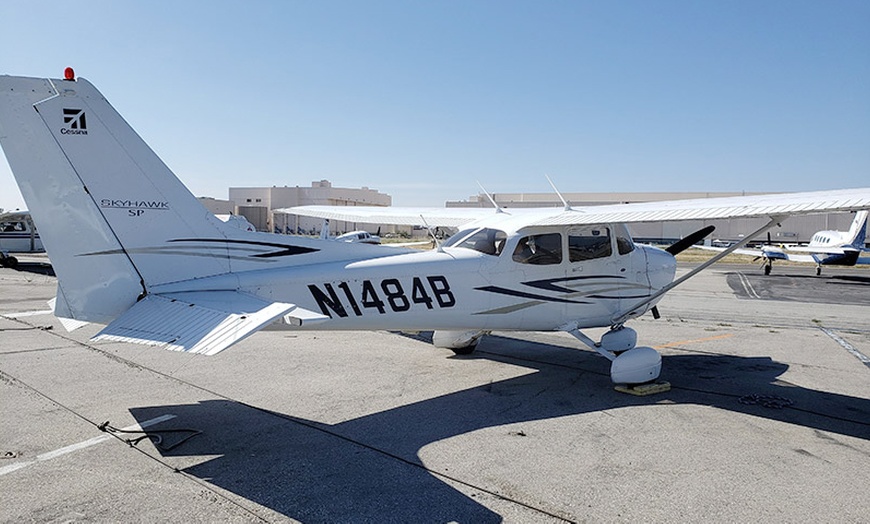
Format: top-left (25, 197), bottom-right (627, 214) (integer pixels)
top-left (0, 210), bottom-right (44, 268)
top-left (316, 219), bottom-right (381, 244)
top-left (1, 72), bottom-right (869, 387)
top-left (695, 210), bottom-right (869, 275)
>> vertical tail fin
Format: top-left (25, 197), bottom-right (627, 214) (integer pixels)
top-left (848, 210), bottom-right (867, 248)
top-left (0, 75), bottom-right (234, 321)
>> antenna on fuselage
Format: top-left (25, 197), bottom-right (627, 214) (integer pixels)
top-left (546, 174), bottom-right (573, 211)
top-left (476, 181), bottom-right (505, 214)
top-left (420, 214), bottom-right (443, 252)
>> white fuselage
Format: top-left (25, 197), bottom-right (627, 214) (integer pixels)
top-left (151, 226), bottom-right (677, 333)
top-left (0, 217), bottom-right (43, 253)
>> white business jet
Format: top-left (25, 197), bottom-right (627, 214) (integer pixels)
top-left (1, 71), bottom-right (869, 385)
top-left (697, 210), bottom-right (869, 275)
top-left (0, 210), bottom-right (44, 267)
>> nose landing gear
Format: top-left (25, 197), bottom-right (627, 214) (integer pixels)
top-left (563, 325), bottom-right (662, 385)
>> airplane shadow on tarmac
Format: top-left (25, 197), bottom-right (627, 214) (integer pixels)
top-left (128, 334), bottom-right (870, 523)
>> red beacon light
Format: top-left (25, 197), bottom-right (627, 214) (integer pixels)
top-left (63, 67), bottom-right (75, 81)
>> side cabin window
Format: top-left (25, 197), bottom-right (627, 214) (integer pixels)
top-left (1, 221), bottom-right (25, 232)
top-left (614, 224), bottom-right (635, 255)
top-left (513, 233), bottom-right (563, 265)
top-left (568, 226), bottom-right (612, 262)
top-left (444, 227), bottom-right (507, 256)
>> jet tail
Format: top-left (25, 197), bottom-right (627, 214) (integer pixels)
top-left (848, 211), bottom-right (868, 248)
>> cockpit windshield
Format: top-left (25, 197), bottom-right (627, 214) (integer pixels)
top-left (443, 227), bottom-right (507, 256)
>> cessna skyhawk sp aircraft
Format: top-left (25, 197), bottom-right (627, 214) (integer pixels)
top-left (2, 72), bottom-right (869, 385)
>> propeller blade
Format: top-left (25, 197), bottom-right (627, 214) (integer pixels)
top-left (666, 225), bottom-right (716, 255)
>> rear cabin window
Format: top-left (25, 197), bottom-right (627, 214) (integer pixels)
top-left (513, 233), bottom-right (563, 265)
top-left (568, 226), bottom-right (612, 262)
top-left (444, 228), bottom-right (507, 256)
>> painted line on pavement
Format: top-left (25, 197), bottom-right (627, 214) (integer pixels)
top-left (819, 327), bottom-right (870, 369)
top-left (0, 414), bottom-right (176, 476)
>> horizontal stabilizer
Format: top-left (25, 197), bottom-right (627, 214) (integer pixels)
top-left (93, 291), bottom-right (297, 355)
top-left (282, 305), bottom-right (331, 327)
top-left (48, 296), bottom-right (89, 332)
top-left (58, 315), bottom-right (90, 332)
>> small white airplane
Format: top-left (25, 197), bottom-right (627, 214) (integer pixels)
top-left (0, 210), bottom-right (44, 268)
top-left (696, 210), bottom-right (869, 275)
top-left (215, 213), bottom-right (257, 232)
top-left (317, 219), bottom-right (382, 244)
top-left (1, 71), bottom-right (869, 385)
top-left (335, 230), bottom-right (381, 244)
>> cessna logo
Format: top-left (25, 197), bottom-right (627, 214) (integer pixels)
top-left (61, 108), bottom-right (88, 135)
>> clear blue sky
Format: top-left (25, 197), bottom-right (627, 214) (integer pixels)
top-left (1, 1), bottom-right (868, 211)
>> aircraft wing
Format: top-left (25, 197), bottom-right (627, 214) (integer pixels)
top-left (0, 211), bottom-right (31, 221)
top-left (280, 188), bottom-right (870, 228)
top-left (92, 291), bottom-right (328, 355)
top-left (693, 245), bottom-right (769, 258)
top-left (782, 245), bottom-right (857, 255)
top-left (693, 244), bottom-right (825, 262)
top-left (276, 206), bottom-right (496, 228)
top-left (528, 188), bottom-right (870, 226)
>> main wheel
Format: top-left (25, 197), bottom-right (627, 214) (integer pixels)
top-left (763, 264), bottom-right (771, 276)
top-left (815, 266), bottom-right (821, 276)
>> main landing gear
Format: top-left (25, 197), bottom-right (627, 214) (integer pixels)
top-left (564, 326), bottom-right (662, 384)
top-left (433, 326), bottom-right (662, 385)
top-left (432, 329), bottom-right (488, 355)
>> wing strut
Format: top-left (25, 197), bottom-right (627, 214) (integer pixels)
top-left (612, 216), bottom-right (782, 325)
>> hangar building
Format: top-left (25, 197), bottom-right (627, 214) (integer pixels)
top-left (198, 180), bottom-right (392, 234)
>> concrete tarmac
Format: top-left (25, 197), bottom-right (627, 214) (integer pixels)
top-left (1, 261), bottom-right (868, 523)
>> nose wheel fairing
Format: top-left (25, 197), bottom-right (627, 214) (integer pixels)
top-left (563, 326), bottom-right (662, 384)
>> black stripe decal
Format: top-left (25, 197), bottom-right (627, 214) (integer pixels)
top-left (475, 286), bottom-right (589, 304)
top-left (523, 275), bottom-right (626, 293)
top-left (169, 238), bottom-right (319, 257)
